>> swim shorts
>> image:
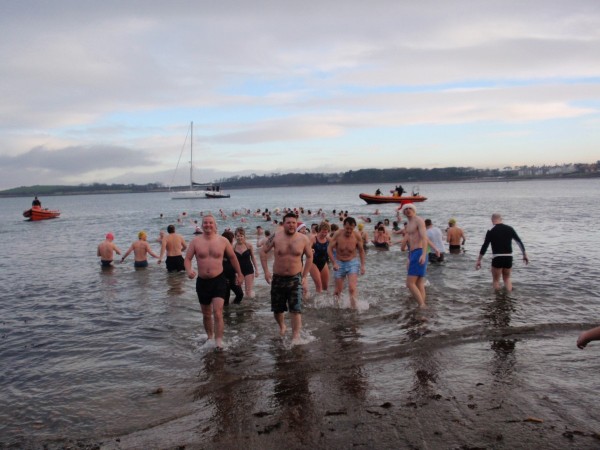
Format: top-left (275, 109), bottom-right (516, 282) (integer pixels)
top-left (271, 273), bottom-right (302, 314)
top-left (196, 272), bottom-right (228, 305)
top-left (407, 248), bottom-right (427, 277)
top-left (449, 244), bottom-right (461, 253)
top-left (134, 260), bottom-right (149, 268)
top-left (100, 260), bottom-right (113, 267)
top-left (491, 255), bottom-right (513, 269)
top-left (428, 252), bottom-right (444, 263)
top-left (165, 255), bottom-right (185, 272)
top-left (334, 257), bottom-right (361, 279)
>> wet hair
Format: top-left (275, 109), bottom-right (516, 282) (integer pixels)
top-left (167, 224), bottom-right (175, 233)
top-left (318, 221), bottom-right (331, 232)
top-left (222, 230), bottom-right (234, 243)
top-left (343, 216), bottom-right (357, 227)
top-left (264, 230), bottom-right (271, 236)
top-left (424, 219), bottom-right (432, 226)
top-left (235, 227), bottom-right (246, 236)
top-left (283, 212), bottom-right (297, 222)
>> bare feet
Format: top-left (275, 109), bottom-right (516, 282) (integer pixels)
top-left (279, 323), bottom-right (287, 337)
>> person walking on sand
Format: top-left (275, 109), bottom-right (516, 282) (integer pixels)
top-left (327, 217), bottom-right (366, 309)
top-left (158, 224), bottom-right (187, 272)
top-left (97, 233), bottom-right (121, 267)
top-left (185, 215), bottom-right (244, 351)
top-left (260, 212), bottom-right (313, 343)
top-left (475, 213), bottom-right (528, 291)
top-left (399, 203), bottom-right (429, 308)
top-left (121, 231), bottom-right (159, 268)
top-left (446, 218), bottom-right (466, 253)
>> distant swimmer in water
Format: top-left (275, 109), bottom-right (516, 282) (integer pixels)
top-left (475, 213), bottom-right (529, 291)
top-left (97, 233), bottom-right (121, 267)
top-left (158, 224), bottom-right (187, 272)
top-left (121, 231), bottom-right (159, 268)
top-left (577, 326), bottom-right (600, 349)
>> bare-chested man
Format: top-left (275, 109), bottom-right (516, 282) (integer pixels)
top-left (158, 224), bottom-right (187, 272)
top-left (260, 212), bottom-right (313, 343)
top-left (446, 218), bottom-right (466, 254)
top-left (121, 231), bottom-right (159, 268)
top-left (399, 203), bottom-right (429, 308)
top-left (97, 233), bottom-right (121, 267)
top-left (185, 214), bottom-right (243, 351)
top-left (328, 217), bottom-right (365, 309)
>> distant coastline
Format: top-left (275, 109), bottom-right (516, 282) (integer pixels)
top-left (1, 165), bottom-right (598, 198)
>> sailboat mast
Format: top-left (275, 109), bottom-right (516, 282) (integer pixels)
top-left (190, 121), bottom-right (193, 190)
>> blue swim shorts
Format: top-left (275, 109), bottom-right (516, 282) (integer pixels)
top-left (334, 257), bottom-right (361, 279)
top-left (407, 248), bottom-right (427, 277)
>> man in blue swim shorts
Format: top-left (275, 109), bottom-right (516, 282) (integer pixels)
top-left (328, 217), bottom-right (366, 309)
top-left (399, 203), bottom-right (429, 308)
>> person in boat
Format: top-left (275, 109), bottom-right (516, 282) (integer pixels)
top-left (97, 233), bottom-right (122, 267)
top-left (401, 203), bottom-right (429, 308)
top-left (328, 217), bottom-right (366, 309)
top-left (260, 212), bottom-right (313, 343)
top-left (425, 219), bottom-right (444, 263)
top-left (158, 224), bottom-right (187, 272)
top-left (375, 188), bottom-right (382, 196)
top-left (475, 213), bottom-right (529, 292)
top-left (185, 214), bottom-right (243, 351)
top-left (121, 231), bottom-right (160, 268)
top-left (32, 196), bottom-right (41, 209)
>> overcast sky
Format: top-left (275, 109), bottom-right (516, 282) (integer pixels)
top-left (1, 0), bottom-right (599, 190)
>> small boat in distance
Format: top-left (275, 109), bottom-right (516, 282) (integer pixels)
top-left (23, 207), bottom-right (61, 221)
top-left (359, 185), bottom-right (427, 205)
top-left (170, 122), bottom-right (230, 200)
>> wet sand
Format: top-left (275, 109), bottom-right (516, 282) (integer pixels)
top-left (34, 328), bottom-right (600, 450)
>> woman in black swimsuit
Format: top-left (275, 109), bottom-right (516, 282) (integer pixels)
top-left (234, 227), bottom-right (259, 298)
top-left (309, 221), bottom-right (331, 293)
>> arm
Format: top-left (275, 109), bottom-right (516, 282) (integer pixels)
top-left (184, 240), bottom-right (196, 279)
top-left (146, 243), bottom-right (159, 259)
top-left (301, 236), bottom-right (313, 280)
top-left (248, 243), bottom-right (260, 276)
top-left (327, 234), bottom-right (338, 271)
top-left (475, 231), bottom-right (491, 270)
top-left (418, 221), bottom-right (428, 264)
top-left (427, 237), bottom-right (440, 257)
top-left (113, 244), bottom-right (122, 256)
top-left (225, 240), bottom-right (244, 285)
top-left (461, 230), bottom-right (466, 246)
top-left (158, 238), bottom-right (168, 263)
top-left (357, 233), bottom-right (366, 275)
top-left (260, 234), bottom-right (275, 284)
top-left (512, 230), bottom-right (529, 265)
top-left (121, 245), bottom-right (134, 263)
top-left (577, 326), bottom-right (600, 349)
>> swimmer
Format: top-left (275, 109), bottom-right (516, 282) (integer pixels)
top-left (447, 218), bottom-right (466, 253)
top-left (309, 221), bottom-right (331, 293)
top-left (401, 203), bottom-right (429, 308)
top-left (97, 233), bottom-right (121, 267)
top-left (234, 227), bottom-right (259, 298)
top-left (577, 326), bottom-right (600, 349)
top-left (121, 231), bottom-right (159, 268)
top-left (158, 224), bottom-right (187, 272)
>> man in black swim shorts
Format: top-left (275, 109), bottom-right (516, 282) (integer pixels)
top-left (159, 224), bottom-right (187, 272)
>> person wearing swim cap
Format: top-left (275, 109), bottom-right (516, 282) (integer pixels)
top-left (400, 203), bottom-right (430, 308)
top-left (121, 231), bottom-right (159, 268)
top-left (97, 232), bottom-right (121, 267)
top-left (447, 217), bottom-right (466, 254)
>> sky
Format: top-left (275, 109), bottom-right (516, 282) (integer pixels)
top-left (1, 0), bottom-right (599, 190)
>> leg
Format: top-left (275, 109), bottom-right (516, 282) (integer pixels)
top-left (274, 312), bottom-right (287, 336)
top-left (416, 276), bottom-right (427, 304)
top-left (290, 312), bottom-right (302, 342)
top-left (244, 274), bottom-right (255, 298)
top-left (212, 298), bottom-right (225, 348)
top-left (232, 283), bottom-right (244, 304)
top-left (502, 268), bottom-right (513, 291)
top-left (320, 265), bottom-right (330, 292)
top-left (347, 273), bottom-right (359, 309)
top-left (334, 277), bottom-right (344, 305)
top-left (309, 265), bottom-right (322, 293)
top-left (200, 303), bottom-right (214, 340)
top-left (491, 267), bottom-right (503, 290)
top-left (406, 275), bottom-right (426, 307)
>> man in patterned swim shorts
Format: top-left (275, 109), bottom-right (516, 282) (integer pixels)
top-left (260, 212), bottom-right (313, 343)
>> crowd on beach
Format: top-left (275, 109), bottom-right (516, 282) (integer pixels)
top-left (92, 199), bottom-right (598, 352)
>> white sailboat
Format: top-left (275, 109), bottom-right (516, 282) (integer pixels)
top-left (170, 122), bottom-right (230, 199)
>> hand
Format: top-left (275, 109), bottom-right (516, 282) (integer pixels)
top-left (360, 265), bottom-right (365, 275)
top-left (523, 254), bottom-right (529, 265)
top-left (264, 271), bottom-right (272, 285)
top-left (475, 260), bottom-right (481, 270)
top-left (187, 271), bottom-right (196, 279)
top-left (577, 332), bottom-right (590, 349)
top-left (235, 273), bottom-right (243, 286)
top-left (333, 263), bottom-right (339, 271)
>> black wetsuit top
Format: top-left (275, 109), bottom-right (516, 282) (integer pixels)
top-left (479, 223), bottom-right (525, 256)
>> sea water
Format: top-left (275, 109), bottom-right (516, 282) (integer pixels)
top-left (1, 178), bottom-right (599, 447)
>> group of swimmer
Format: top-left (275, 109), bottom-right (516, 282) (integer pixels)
top-left (96, 202), bottom-right (534, 350)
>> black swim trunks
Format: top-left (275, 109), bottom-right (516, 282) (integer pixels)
top-left (196, 272), bottom-right (228, 305)
top-left (491, 256), bottom-right (513, 269)
top-left (428, 252), bottom-right (444, 263)
top-left (449, 244), bottom-right (461, 253)
top-left (134, 260), bottom-right (148, 268)
top-left (271, 273), bottom-right (302, 314)
top-left (165, 255), bottom-right (185, 272)
top-left (100, 260), bottom-right (113, 267)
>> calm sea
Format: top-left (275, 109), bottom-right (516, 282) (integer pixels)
top-left (1, 179), bottom-right (599, 447)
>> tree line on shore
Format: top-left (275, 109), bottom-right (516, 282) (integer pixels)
top-left (1, 165), bottom-right (596, 197)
